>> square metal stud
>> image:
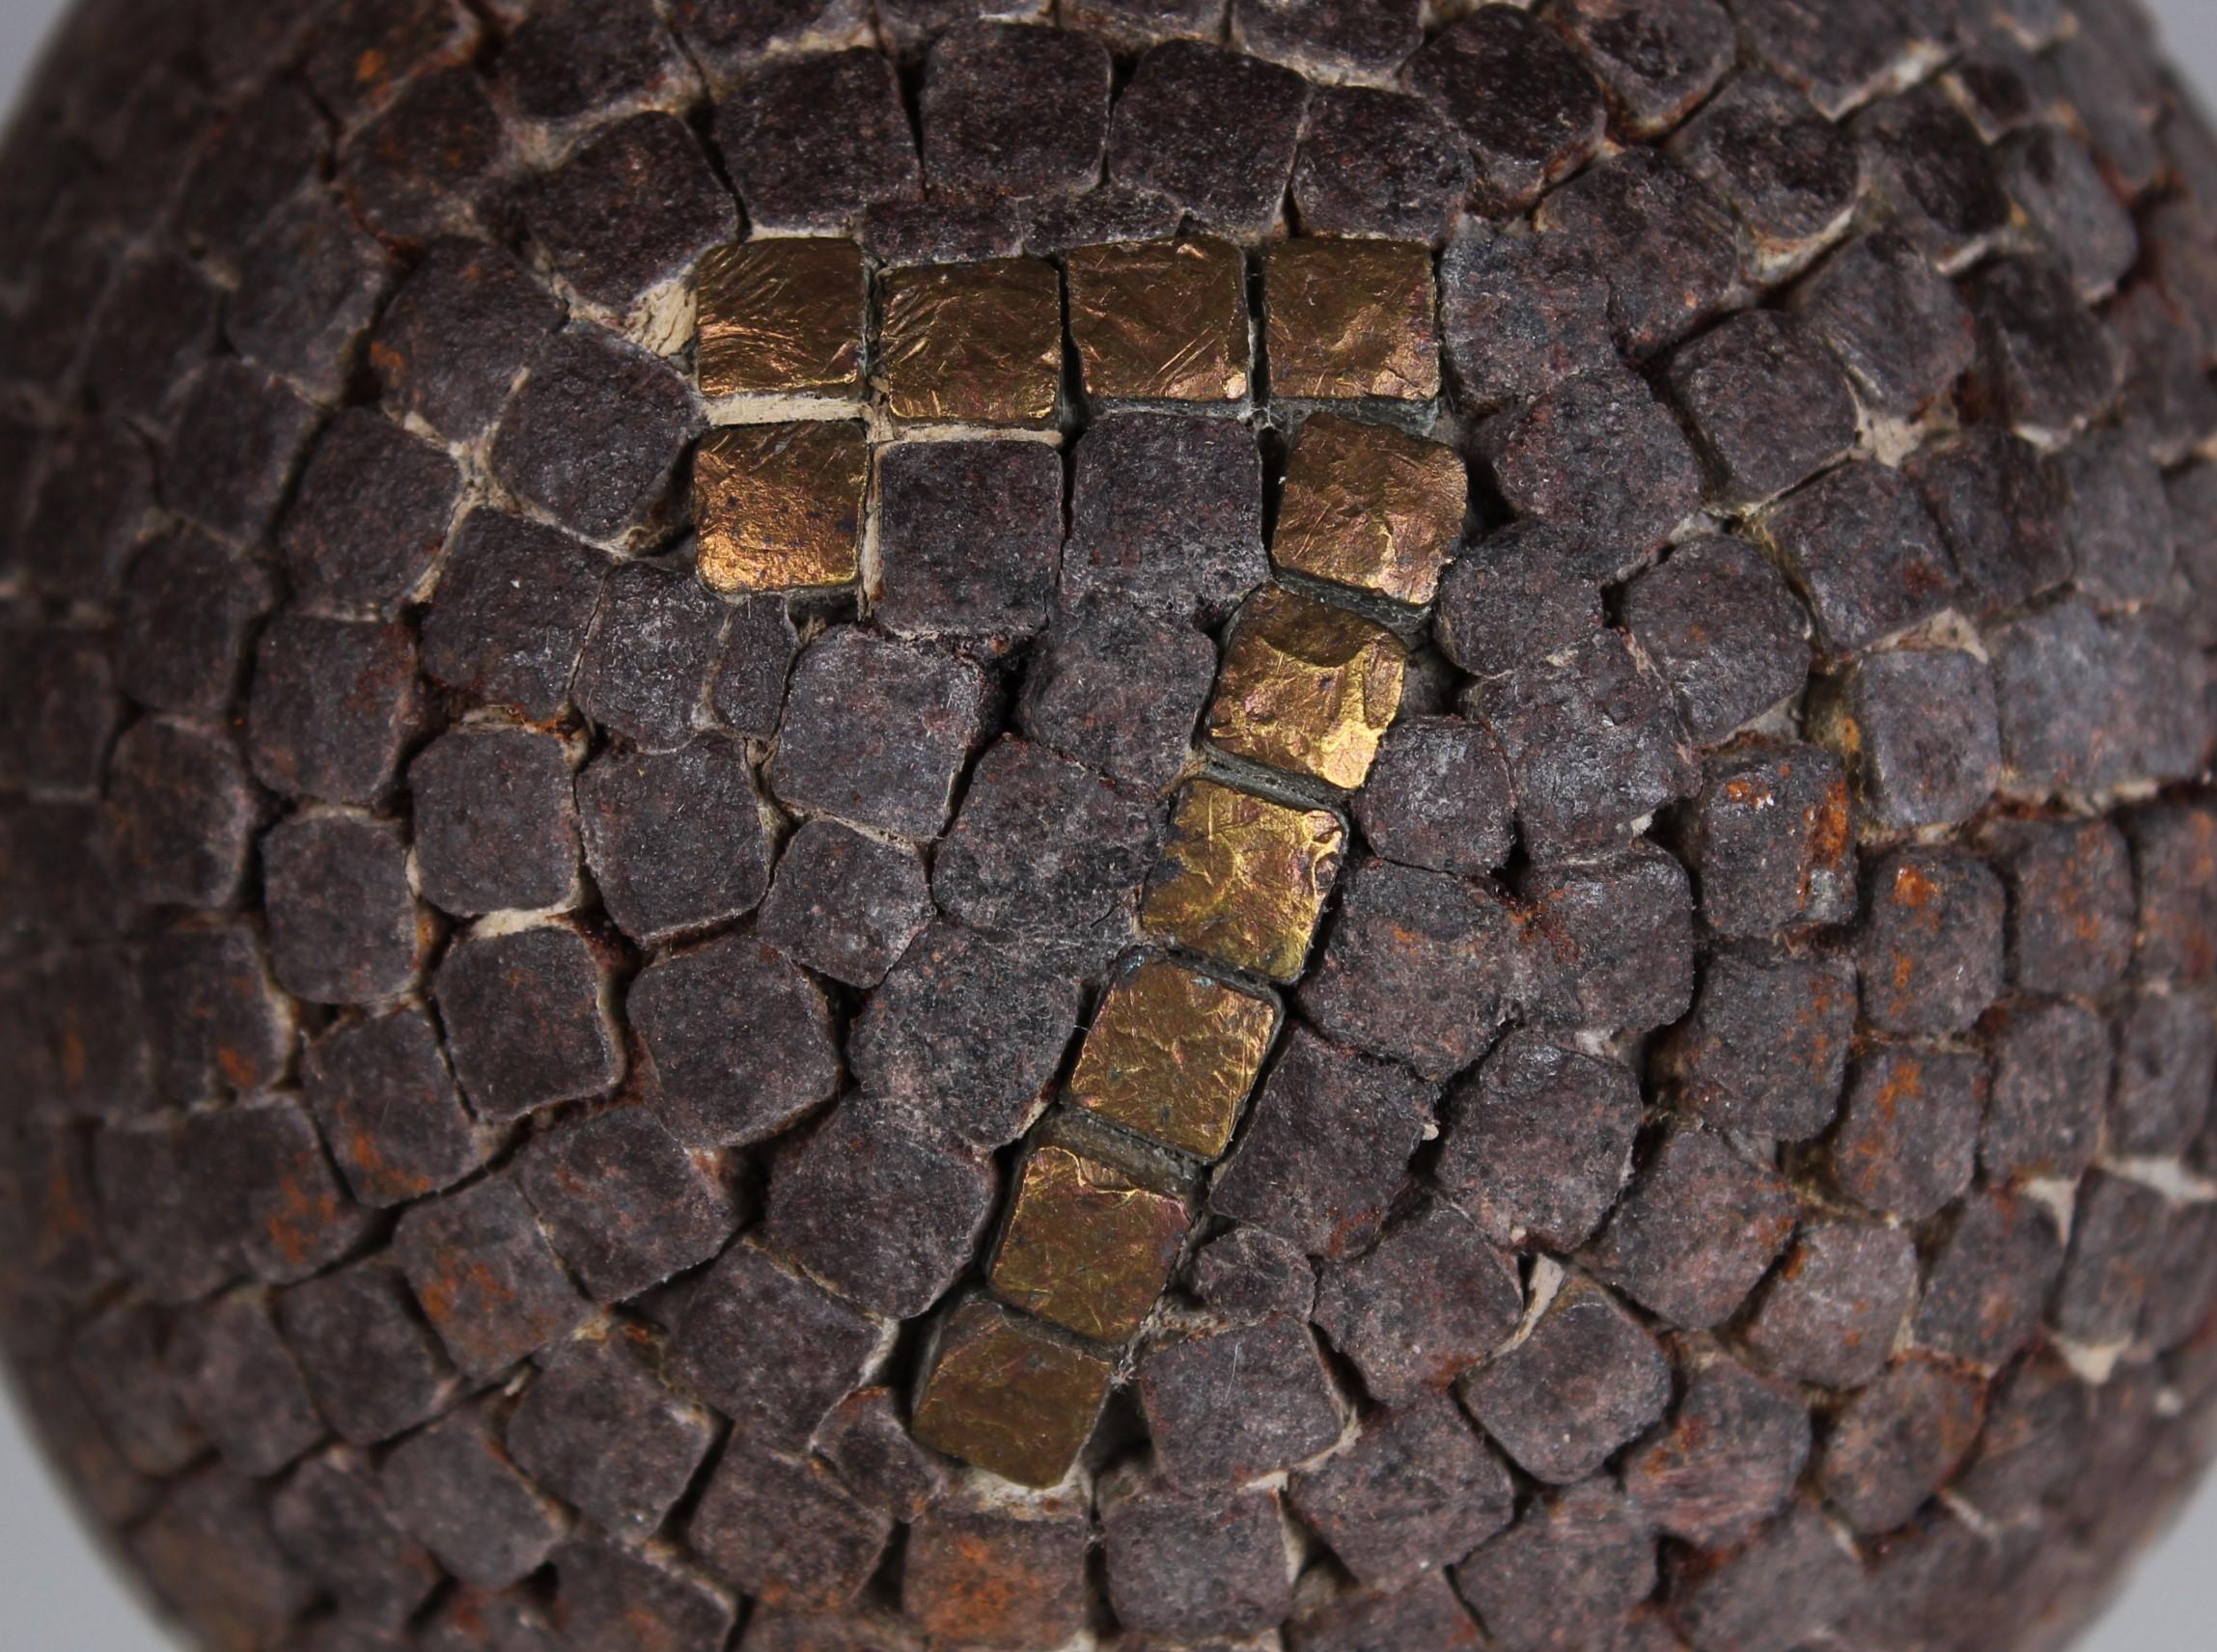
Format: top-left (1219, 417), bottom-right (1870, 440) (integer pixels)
top-left (695, 421), bottom-right (870, 593)
top-left (1272, 412), bottom-right (1467, 604)
top-left (1067, 236), bottom-right (1250, 403)
top-left (1206, 585), bottom-right (1407, 789)
top-left (1068, 957), bottom-right (1278, 1160)
top-left (1142, 779), bottom-right (1346, 981)
top-left (910, 1296), bottom-right (1114, 1488)
top-left (873, 258), bottom-right (1063, 425)
top-left (989, 1128), bottom-right (1191, 1344)
top-left (696, 238), bottom-right (866, 402)
top-left (1265, 238), bottom-right (1440, 400)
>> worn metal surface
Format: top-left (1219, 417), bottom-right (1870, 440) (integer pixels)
top-left (908, 1297), bottom-right (1115, 1489)
top-left (1068, 957), bottom-right (1278, 1159)
top-left (695, 237), bottom-right (867, 400)
top-left (1271, 410), bottom-right (1467, 604)
top-left (694, 420), bottom-right (870, 593)
top-left (1067, 234), bottom-right (1250, 402)
top-left (872, 256), bottom-right (1063, 424)
top-left (1142, 780), bottom-right (1347, 980)
top-left (1205, 583), bottom-right (1408, 788)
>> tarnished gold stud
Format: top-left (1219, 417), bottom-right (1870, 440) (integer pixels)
top-left (694, 421), bottom-right (870, 593)
top-left (1068, 958), bottom-right (1277, 1159)
top-left (1271, 413), bottom-right (1467, 605)
top-left (910, 1296), bottom-right (1114, 1488)
top-left (874, 258), bottom-right (1063, 425)
top-left (1206, 585), bottom-right (1406, 789)
top-left (695, 238), bottom-right (866, 402)
top-left (1265, 238), bottom-right (1440, 401)
top-left (989, 1132), bottom-right (1190, 1344)
top-left (1142, 779), bottom-right (1346, 981)
top-left (1067, 237), bottom-right (1250, 403)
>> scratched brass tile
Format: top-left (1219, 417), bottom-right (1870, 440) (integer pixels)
top-left (1069, 958), bottom-right (1277, 1160)
top-left (873, 258), bottom-right (1063, 425)
top-left (1141, 779), bottom-right (1346, 981)
top-left (1272, 413), bottom-right (1467, 605)
top-left (1265, 238), bottom-right (1440, 401)
top-left (694, 421), bottom-right (870, 593)
top-left (989, 1142), bottom-right (1190, 1344)
top-left (1067, 237), bottom-right (1250, 403)
top-left (695, 238), bottom-right (866, 400)
top-left (1206, 585), bottom-right (1406, 789)
top-left (910, 1295), bottom-right (1114, 1488)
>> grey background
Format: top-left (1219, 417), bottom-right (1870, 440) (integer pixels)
top-left (2, 0), bottom-right (2216, 1645)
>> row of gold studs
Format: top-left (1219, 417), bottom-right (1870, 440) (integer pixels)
top-left (695, 233), bottom-right (1443, 419)
top-left (688, 234), bottom-right (1465, 1488)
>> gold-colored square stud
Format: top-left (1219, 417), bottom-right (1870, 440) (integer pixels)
top-left (695, 239), bottom-right (866, 402)
top-left (1067, 237), bottom-right (1250, 403)
top-left (910, 1296), bottom-right (1114, 1488)
top-left (989, 1135), bottom-right (1191, 1344)
top-left (1272, 413), bottom-right (1467, 605)
top-left (1206, 585), bottom-right (1406, 789)
top-left (1068, 958), bottom-right (1278, 1160)
top-left (694, 421), bottom-right (870, 593)
top-left (873, 258), bottom-right (1063, 425)
top-left (1142, 779), bottom-right (1346, 981)
top-left (1265, 238), bottom-right (1440, 401)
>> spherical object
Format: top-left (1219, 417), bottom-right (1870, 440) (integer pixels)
top-left (5, 3), bottom-right (2217, 1650)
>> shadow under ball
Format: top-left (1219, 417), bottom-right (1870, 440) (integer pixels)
top-left (5, 1), bottom-right (2217, 1649)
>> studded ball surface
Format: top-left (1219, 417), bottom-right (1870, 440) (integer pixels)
top-left (6, 2), bottom-right (2217, 1650)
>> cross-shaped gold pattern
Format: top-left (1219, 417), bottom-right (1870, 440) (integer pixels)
top-left (692, 231), bottom-right (1459, 1489)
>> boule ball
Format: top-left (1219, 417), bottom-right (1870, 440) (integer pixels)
top-left (5, 2), bottom-right (2217, 1649)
